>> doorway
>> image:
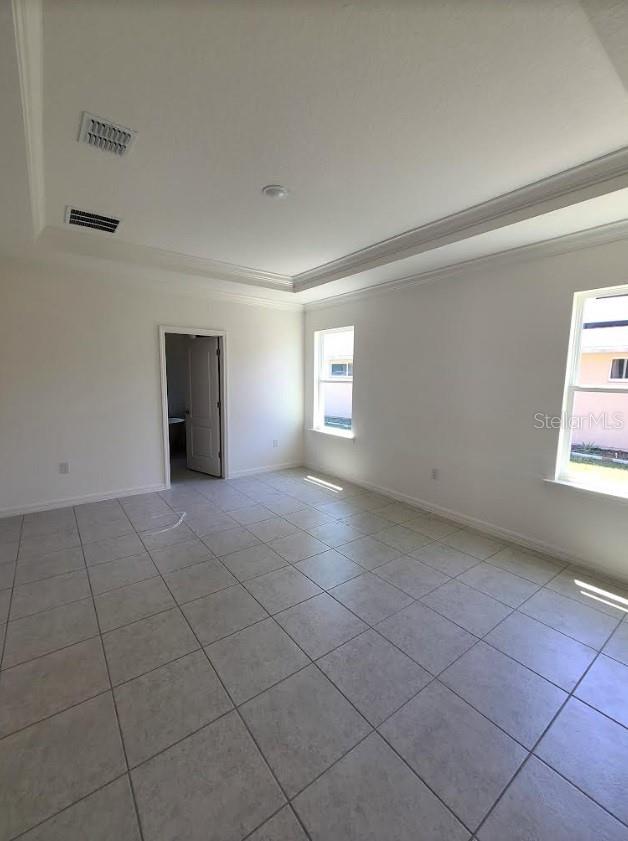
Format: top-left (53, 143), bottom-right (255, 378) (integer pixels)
top-left (159, 326), bottom-right (227, 486)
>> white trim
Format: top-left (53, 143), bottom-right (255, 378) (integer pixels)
top-left (308, 427), bottom-right (355, 440)
top-left (313, 325), bottom-right (355, 336)
top-left (228, 461), bottom-right (303, 478)
top-left (38, 204), bottom-right (628, 302)
top-left (159, 325), bottom-right (229, 487)
top-left (555, 283), bottom-right (628, 485)
top-left (313, 325), bottom-right (354, 435)
top-left (546, 476), bottom-right (628, 505)
top-left (303, 218), bottom-right (628, 311)
top-left (10, 0), bottom-right (628, 305)
top-left (572, 384), bottom-right (628, 393)
top-left (41, 225), bottom-right (292, 292)
top-left (294, 146), bottom-right (628, 290)
top-left (608, 356), bottom-right (628, 382)
top-left (555, 288), bottom-right (587, 479)
top-left (304, 461), bottom-right (628, 583)
top-left (31, 233), bottom-right (302, 311)
top-left (0, 483), bottom-right (167, 519)
top-left (581, 346), bottom-right (628, 354)
top-left (12, 0), bottom-right (45, 238)
top-left (30, 246), bottom-right (302, 312)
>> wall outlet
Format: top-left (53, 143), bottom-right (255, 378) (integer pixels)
top-left (59, 462), bottom-right (70, 474)
top-left (272, 439), bottom-right (279, 449)
top-left (431, 468), bottom-right (439, 480)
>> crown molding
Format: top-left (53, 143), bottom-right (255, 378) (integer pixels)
top-left (294, 145), bottom-right (628, 291)
top-left (6, 248), bottom-right (304, 312)
top-left (39, 201), bottom-right (628, 308)
top-left (303, 217), bottom-right (628, 311)
top-left (39, 225), bottom-right (293, 291)
top-left (12, 1), bottom-right (628, 300)
top-left (12, 0), bottom-right (45, 238)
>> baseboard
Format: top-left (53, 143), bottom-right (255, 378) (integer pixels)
top-left (0, 482), bottom-right (168, 518)
top-left (228, 461), bottom-right (303, 479)
top-left (0, 463), bottom-right (303, 516)
top-left (304, 460), bottom-right (625, 580)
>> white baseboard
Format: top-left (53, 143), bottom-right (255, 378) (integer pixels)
top-left (1, 463), bottom-right (302, 517)
top-left (228, 461), bottom-right (303, 479)
top-left (0, 482), bottom-right (168, 518)
top-left (304, 460), bottom-right (628, 582)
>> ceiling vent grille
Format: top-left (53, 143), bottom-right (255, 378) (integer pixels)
top-left (78, 111), bottom-right (136, 156)
top-left (65, 206), bottom-right (120, 233)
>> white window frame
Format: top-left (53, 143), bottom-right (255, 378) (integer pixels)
top-left (313, 325), bottom-right (355, 438)
top-left (555, 284), bottom-right (628, 491)
top-left (329, 362), bottom-right (352, 378)
top-left (609, 358), bottom-right (628, 382)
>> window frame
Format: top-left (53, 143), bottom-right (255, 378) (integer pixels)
top-left (555, 285), bottom-right (628, 489)
top-left (609, 358), bottom-right (628, 382)
top-left (313, 325), bottom-right (355, 438)
top-left (330, 362), bottom-right (352, 378)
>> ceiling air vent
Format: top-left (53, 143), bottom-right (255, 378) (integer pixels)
top-left (65, 206), bottom-right (120, 233)
top-left (78, 111), bottom-right (136, 156)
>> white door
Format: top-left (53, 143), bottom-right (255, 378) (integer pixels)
top-left (185, 336), bottom-right (222, 477)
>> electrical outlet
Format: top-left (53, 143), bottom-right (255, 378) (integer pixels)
top-left (272, 439), bottom-right (279, 448)
top-left (59, 462), bottom-right (70, 474)
top-left (431, 468), bottom-right (439, 480)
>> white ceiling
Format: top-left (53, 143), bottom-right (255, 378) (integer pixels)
top-left (296, 187), bottom-right (628, 301)
top-left (3, 0), bottom-right (628, 302)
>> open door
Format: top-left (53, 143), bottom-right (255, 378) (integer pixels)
top-left (185, 335), bottom-right (222, 477)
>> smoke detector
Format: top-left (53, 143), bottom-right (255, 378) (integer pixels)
top-left (262, 184), bottom-right (289, 199)
top-left (78, 111), bottom-right (137, 156)
top-left (65, 206), bottom-right (120, 233)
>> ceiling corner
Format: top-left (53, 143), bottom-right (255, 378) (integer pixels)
top-left (12, 0), bottom-right (45, 239)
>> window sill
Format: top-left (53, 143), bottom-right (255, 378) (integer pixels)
top-left (307, 427), bottom-right (355, 440)
top-left (544, 476), bottom-right (628, 504)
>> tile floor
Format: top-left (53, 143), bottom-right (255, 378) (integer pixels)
top-left (1, 466), bottom-right (628, 840)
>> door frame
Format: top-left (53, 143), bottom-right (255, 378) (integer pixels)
top-left (158, 325), bottom-right (228, 487)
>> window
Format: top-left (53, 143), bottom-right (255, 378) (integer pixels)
top-left (314, 326), bottom-right (354, 435)
top-left (609, 358), bottom-right (628, 380)
top-left (556, 288), bottom-right (628, 495)
top-left (330, 362), bottom-right (353, 377)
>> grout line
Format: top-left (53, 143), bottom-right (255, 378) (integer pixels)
top-left (7, 573), bottom-right (157, 624)
top-left (5, 472), bottom-right (628, 839)
top-left (0, 685), bottom-right (112, 744)
top-left (251, 610), bottom-right (472, 838)
top-left (6, 532), bottom-right (625, 749)
top-left (0, 622), bottom-right (101, 673)
top-left (368, 558), bottom-right (628, 834)
top-left (420, 551), bottom-right (624, 651)
top-left (9, 772), bottom-right (132, 841)
top-left (9, 553), bottom-right (85, 587)
top-left (471, 590), bottom-right (628, 836)
top-left (73, 505), bottom-right (147, 841)
top-left (134, 492), bottom-right (315, 839)
top-left (268, 567), bottom-right (541, 824)
top-left (238, 803), bottom-right (294, 841)
top-left (0, 516), bottom-right (24, 669)
top-left (84, 548), bottom-right (155, 570)
top-left (121, 706), bottom-right (238, 773)
top-left (375, 724), bottom-right (474, 836)
top-left (5, 485), bottom-right (624, 678)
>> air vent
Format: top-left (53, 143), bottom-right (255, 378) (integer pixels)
top-left (78, 111), bottom-right (136, 156)
top-left (65, 206), bottom-right (120, 233)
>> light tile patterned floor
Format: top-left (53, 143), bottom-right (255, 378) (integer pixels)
top-left (1, 466), bottom-right (628, 840)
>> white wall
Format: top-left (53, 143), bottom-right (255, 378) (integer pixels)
top-left (305, 237), bottom-right (628, 582)
top-left (0, 257), bottom-right (304, 513)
